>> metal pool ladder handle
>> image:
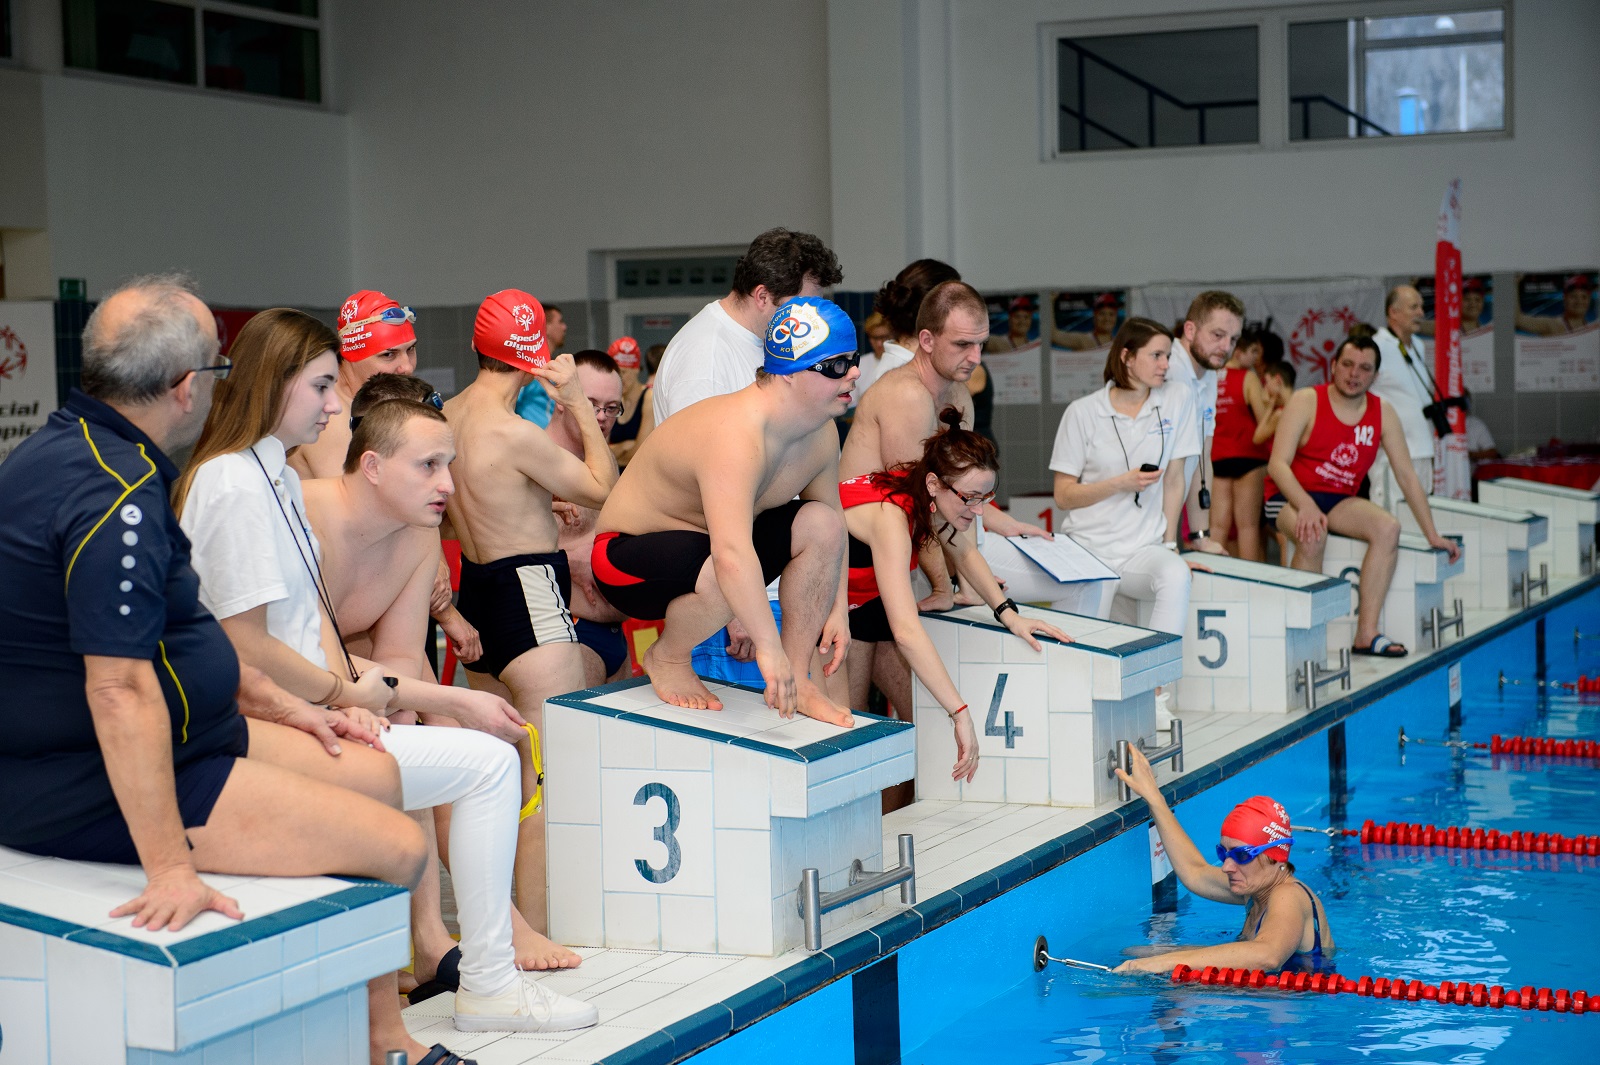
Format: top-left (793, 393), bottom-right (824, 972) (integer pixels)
top-left (1584, 541), bottom-right (1598, 577)
top-left (1422, 598), bottom-right (1465, 649)
top-left (798, 833), bottom-right (916, 952)
top-left (1296, 649), bottom-right (1352, 711)
top-left (1515, 563), bottom-right (1549, 607)
top-left (1108, 719), bottom-right (1184, 803)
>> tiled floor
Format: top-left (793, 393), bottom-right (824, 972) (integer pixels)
top-left (403, 576), bottom-right (1586, 1063)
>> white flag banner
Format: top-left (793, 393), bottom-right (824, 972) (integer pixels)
top-left (0, 301), bottom-right (59, 466)
top-left (1133, 279), bottom-right (1384, 386)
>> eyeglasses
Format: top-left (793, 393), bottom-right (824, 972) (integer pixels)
top-left (338, 305), bottom-right (416, 336)
top-left (349, 390), bottom-right (444, 431)
top-left (590, 401), bottom-right (625, 419)
top-left (169, 353), bottom-right (232, 390)
top-left (1216, 839), bottom-right (1293, 865)
top-left (805, 352), bottom-right (861, 380)
top-left (939, 478), bottom-right (996, 509)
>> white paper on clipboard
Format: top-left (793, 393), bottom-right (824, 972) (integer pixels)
top-left (1008, 534), bottom-right (1119, 583)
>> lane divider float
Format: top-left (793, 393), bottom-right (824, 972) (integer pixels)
top-left (1498, 672), bottom-right (1600, 692)
top-left (1398, 727), bottom-right (1598, 761)
top-left (1170, 963), bottom-right (1594, 1014)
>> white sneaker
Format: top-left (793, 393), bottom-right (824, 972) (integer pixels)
top-left (1155, 690), bottom-right (1174, 732)
top-left (454, 971), bottom-right (600, 1033)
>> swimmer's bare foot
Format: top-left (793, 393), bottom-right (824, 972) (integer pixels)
top-left (642, 644), bottom-right (723, 710)
top-left (511, 906), bottom-right (582, 970)
top-left (795, 678), bottom-right (854, 728)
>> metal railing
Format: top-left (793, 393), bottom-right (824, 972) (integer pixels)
top-left (1058, 39), bottom-right (1256, 151)
top-left (798, 834), bottom-right (916, 952)
top-left (1109, 719), bottom-right (1184, 803)
top-left (1297, 649), bottom-right (1353, 711)
top-left (1290, 93), bottom-right (1392, 139)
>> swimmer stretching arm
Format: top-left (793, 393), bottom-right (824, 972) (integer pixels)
top-left (513, 356), bottom-right (619, 510)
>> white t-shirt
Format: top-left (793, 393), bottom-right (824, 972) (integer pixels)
top-left (1166, 338), bottom-right (1218, 440)
top-left (1049, 380), bottom-right (1200, 566)
top-left (1371, 327), bottom-right (1436, 458)
top-left (853, 340), bottom-right (915, 405)
top-left (651, 298), bottom-right (763, 422)
top-left (180, 436), bottom-right (328, 667)
top-left (1465, 414), bottom-right (1496, 453)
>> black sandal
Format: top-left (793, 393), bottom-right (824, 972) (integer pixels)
top-left (414, 1044), bottom-right (477, 1065)
top-left (1352, 634), bottom-right (1407, 658)
top-left (406, 945), bottom-right (462, 1005)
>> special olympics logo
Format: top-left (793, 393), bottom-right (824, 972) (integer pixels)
top-left (0, 326), bottom-right (27, 382)
top-left (1288, 305), bottom-right (1363, 384)
top-left (340, 299), bottom-right (359, 324)
top-left (1331, 442), bottom-right (1360, 467)
top-left (512, 304), bottom-right (537, 330)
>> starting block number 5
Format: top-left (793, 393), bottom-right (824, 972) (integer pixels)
top-left (1188, 606), bottom-right (1248, 678)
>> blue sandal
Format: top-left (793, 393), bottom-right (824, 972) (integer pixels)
top-left (1353, 634), bottom-right (1407, 657)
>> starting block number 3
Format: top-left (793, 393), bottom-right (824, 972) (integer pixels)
top-left (602, 769), bottom-right (712, 895)
top-left (1188, 606), bottom-right (1248, 678)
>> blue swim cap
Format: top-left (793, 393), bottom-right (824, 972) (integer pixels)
top-left (763, 297), bottom-right (858, 375)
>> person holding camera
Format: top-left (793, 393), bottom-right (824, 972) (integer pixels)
top-left (1370, 284), bottom-right (1441, 508)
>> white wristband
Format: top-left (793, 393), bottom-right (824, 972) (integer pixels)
top-left (1162, 541), bottom-right (1179, 552)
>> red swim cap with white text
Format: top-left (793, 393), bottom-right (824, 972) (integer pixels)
top-left (1221, 796), bottom-right (1293, 862)
top-left (338, 290), bottom-right (416, 361)
top-left (474, 290), bottom-right (549, 372)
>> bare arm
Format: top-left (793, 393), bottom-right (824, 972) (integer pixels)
top-left (1116, 898), bottom-right (1306, 974)
top-left (947, 528), bottom-right (1072, 650)
top-left (516, 356), bottom-right (620, 508)
top-left (1161, 460), bottom-right (1188, 545)
top-left (1381, 400), bottom-right (1461, 561)
top-left (796, 448), bottom-right (852, 679)
top-left (1264, 390), bottom-right (1320, 517)
top-left (84, 655), bottom-right (243, 931)
top-left (219, 605), bottom-right (394, 713)
top-left (1113, 745), bottom-right (1236, 903)
top-left (1243, 372), bottom-right (1274, 426)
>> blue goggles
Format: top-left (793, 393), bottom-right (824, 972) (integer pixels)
top-left (1216, 838), bottom-right (1293, 865)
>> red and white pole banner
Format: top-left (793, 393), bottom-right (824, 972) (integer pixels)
top-left (1434, 179), bottom-right (1470, 499)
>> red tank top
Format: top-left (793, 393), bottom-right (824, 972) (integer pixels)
top-left (840, 474), bottom-right (918, 607)
top-left (1267, 385), bottom-right (1381, 499)
top-left (1212, 367), bottom-right (1269, 461)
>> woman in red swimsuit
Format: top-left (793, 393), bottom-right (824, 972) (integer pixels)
top-left (841, 408), bottom-right (1069, 785)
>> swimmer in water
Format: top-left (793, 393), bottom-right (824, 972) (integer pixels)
top-left (1112, 745), bottom-right (1335, 974)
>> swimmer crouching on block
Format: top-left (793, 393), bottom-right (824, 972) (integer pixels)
top-left (1112, 745), bottom-right (1335, 974)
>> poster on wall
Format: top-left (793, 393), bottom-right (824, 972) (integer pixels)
top-left (980, 293), bottom-right (1042, 405)
top-left (1416, 274), bottom-right (1494, 394)
top-left (1514, 271), bottom-right (1599, 392)
top-left (0, 301), bottom-right (59, 467)
top-left (1135, 279), bottom-right (1383, 387)
top-left (213, 308), bottom-right (261, 356)
top-left (1048, 290), bottom-right (1123, 404)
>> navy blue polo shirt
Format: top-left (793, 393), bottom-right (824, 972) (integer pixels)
top-left (0, 390), bottom-right (244, 846)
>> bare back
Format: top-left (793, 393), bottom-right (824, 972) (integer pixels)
top-left (839, 361), bottom-right (973, 478)
top-left (443, 382), bottom-right (562, 563)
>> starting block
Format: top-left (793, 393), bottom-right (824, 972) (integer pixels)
top-left (1177, 555), bottom-right (1353, 714)
top-left (1321, 532), bottom-right (1465, 652)
top-left (1003, 492), bottom-right (1066, 534)
top-left (913, 604), bottom-right (1180, 807)
top-left (1400, 497), bottom-right (1549, 610)
top-left (543, 678), bottom-right (913, 956)
top-left (1477, 478), bottom-right (1599, 580)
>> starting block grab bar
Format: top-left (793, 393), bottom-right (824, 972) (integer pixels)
top-left (1515, 563), bottom-right (1550, 607)
top-left (1109, 719), bottom-right (1184, 802)
top-left (1296, 649), bottom-right (1352, 711)
top-left (799, 833), bottom-right (916, 952)
top-left (1422, 599), bottom-right (1466, 649)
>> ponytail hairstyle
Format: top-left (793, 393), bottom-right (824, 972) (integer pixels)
top-left (873, 406), bottom-right (999, 550)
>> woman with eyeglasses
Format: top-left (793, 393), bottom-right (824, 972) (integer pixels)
top-left (1050, 317), bottom-right (1203, 637)
top-left (1110, 744), bottom-right (1335, 974)
top-left (841, 407), bottom-right (1070, 795)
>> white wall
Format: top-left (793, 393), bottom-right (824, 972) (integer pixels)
top-left (334, 0), bottom-right (835, 306)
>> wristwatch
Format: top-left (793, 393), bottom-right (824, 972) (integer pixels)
top-left (1186, 529), bottom-right (1209, 543)
top-left (992, 598), bottom-right (1019, 624)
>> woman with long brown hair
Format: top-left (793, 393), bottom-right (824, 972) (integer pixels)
top-left (842, 407), bottom-right (1069, 793)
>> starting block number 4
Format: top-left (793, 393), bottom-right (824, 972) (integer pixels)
top-left (961, 661), bottom-right (1047, 760)
top-left (602, 769), bottom-right (712, 896)
top-left (1187, 606), bottom-right (1249, 678)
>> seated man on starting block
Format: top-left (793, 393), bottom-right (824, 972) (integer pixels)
top-left (1112, 746), bottom-right (1336, 974)
top-left (593, 297), bottom-right (858, 724)
top-left (1266, 336), bottom-right (1459, 658)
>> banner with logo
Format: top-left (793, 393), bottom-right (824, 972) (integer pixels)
top-left (1514, 271), bottom-right (1599, 392)
top-left (980, 292), bottom-right (1042, 404)
top-left (1134, 279), bottom-right (1383, 387)
top-left (1416, 274), bottom-right (1493, 393)
top-left (0, 302), bottom-right (58, 466)
top-left (213, 308), bottom-right (260, 357)
top-left (1049, 289), bottom-right (1124, 404)
top-left (1430, 179), bottom-right (1470, 500)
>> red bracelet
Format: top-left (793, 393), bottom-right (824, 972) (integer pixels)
top-left (950, 704), bottom-right (968, 717)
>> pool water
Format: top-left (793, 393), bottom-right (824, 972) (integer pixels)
top-left (904, 641), bottom-right (1600, 1064)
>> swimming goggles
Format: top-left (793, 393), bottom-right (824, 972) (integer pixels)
top-left (806, 351), bottom-right (862, 380)
top-left (1216, 839), bottom-right (1294, 865)
top-left (338, 305), bottom-right (417, 335)
top-left (349, 390), bottom-right (444, 431)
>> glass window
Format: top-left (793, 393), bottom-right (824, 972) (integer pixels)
top-left (1057, 26), bottom-right (1258, 153)
top-left (225, 0), bottom-right (317, 15)
top-left (63, 0), bottom-right (197, 85)
top-left (1289, 9), bottom-right (1505, 141)
top-left (203, 10), bottom-right (319, 101)
top-left (2, 0), bottom-right (12, 59)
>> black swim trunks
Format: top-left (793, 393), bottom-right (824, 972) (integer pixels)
top-left (1264, 489), bottom-right (1355, 523)
top-left (592, 499), bottom-right (807, 621)
top-left (457, 550), bottom-right (578, 678)
top-left (847, 595), bottom-right (894, 643)
top-left (575, 618), bottom-right (629, 678)
top-left (1213, 456), bottom-right (1267, 479)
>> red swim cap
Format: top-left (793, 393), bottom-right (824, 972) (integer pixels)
top-left (608, 336), bottom-right (641, 371)
top-left (1221, 796), bottom-right (1293, 862)
top-left (474, 290), bottom-right (549, 372)
top-left (338, 290), bottom-right (416, 361)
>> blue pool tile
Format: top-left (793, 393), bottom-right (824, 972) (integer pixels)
top-left (661, 1003), bottom-right (733, 1049)
top-left (822, 929), bottom-right (881, 973)
top-left (990, 854), bottom-right (1035, 893)
top-left (62, 926), bottom-right (172, 966)
top-left (725, 976), bottom-right (787, 1028)
top-left (1018, 834), bottom-right (1067, 875)
top-left (774, 951), bottom-right (835, 998)
top-left (869, 909), bottom-right (923, 953)
top-left (167, 927), bottom-right (252, 965)
top-left (951, 871), bottom-right (1000, 910)
top-left (601, 1029), bottom-right (676, 1065)
top-left (911, 889), bottom-right (962, 931)
top-left (0, 901), bottom-right (83, 940)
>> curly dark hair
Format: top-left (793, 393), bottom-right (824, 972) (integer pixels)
top-left (731, 228), bottom-right (843, 301)
top-left (873, 406), bottom-right (998, 550)
top-left (874, 259), bottom-right (962, 339)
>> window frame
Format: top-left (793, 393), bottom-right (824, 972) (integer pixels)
top-left (60, 0), bottom-right (327, 109)
top-left (1038, 0), bottom-right (1513, 163)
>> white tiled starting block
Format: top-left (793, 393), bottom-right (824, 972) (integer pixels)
top-left (1321, 532), bottom-right (1466, 653)
top-left (1177, 555), bottom-right (1354, 714)
top-left (1400, 497), bottom-right (1550, 610)
top-left (0, 846), bottom-right (407, 1064)
top-left (913, 604), bottom-right (1180, 807)
top-left (1477, 478), bottom-right (1599, 580)
top-left (542, 678), bottom-right (913, 957)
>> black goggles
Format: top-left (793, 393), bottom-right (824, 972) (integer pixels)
top-left (805, 351), bottom-right (861, 380)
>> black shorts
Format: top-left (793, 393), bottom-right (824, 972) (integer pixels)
top-left (575, 618), bottom-right (629, 678)
top-left (458, 551), bottom-right (577, 678)
top-left (593, 500), bottom-right (806, 621)
top-left (848, 596), bottom-right (894, 643)
top-left (1264, 490), bottom-right (1356, 523)
top-left (15, 719), bottom-right (249, 865)
top-left (1213, 456), bottom-right (1267, 479)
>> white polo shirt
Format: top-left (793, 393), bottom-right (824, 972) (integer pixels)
top-left (651, 298), bottom-right (764, 422)
top-left (1049, 380), bottom-right (1200, 566)
top-left (1371, 327), bottom-right (1436, 459)
top-left (181, 435), bottom-right (328, 667)
top-left (853, 339), bottom-right (915, 404)
top-left (1165, 337), bottom-right (1218, 440)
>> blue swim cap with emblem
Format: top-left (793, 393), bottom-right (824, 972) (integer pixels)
top-left (764, 297), bottom-right (858, 374)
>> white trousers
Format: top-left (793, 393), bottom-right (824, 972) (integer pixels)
top-left (1369, 453), bottom-right (1433, 515)
top-left (1083, 544), bottom-right (1192, 636)
top-left (383, 724), bottom-right (520, 997)
top-left (978, 534), bottom-right (1104, 616)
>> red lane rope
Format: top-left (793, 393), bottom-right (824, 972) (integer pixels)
top-left (1488, 734), bottom-right (1600, 758)
top-left (1353, 819), bottom-right (1600, 855)
top-left (1170, 964), bottom-right (1595, 1014)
